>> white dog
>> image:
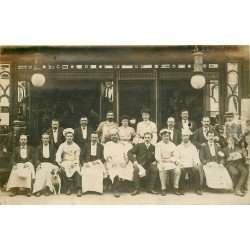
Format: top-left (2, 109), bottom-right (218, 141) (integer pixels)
top-left (51, 168), bottom-right (61, 195)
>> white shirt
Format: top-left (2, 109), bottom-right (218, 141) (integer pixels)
top-left (208, 142), bottom-right (216, 156)
top-left (155, 140), bottom-right (178, 163)
top-left (53, 129), bottom-right (58, 143)
top-left (136, 120), bottom-right (157, 145)
top-left (182, 119), bottom-right (189, 130)
top-left (104, 141), bottom-right (127, 165)
top-left (20, 145), bottom-right (27, 159)
top-left (81, 126), bottom-right (87, 139)
top-left (42, 144), bottom-right (50, 158)
top-left (56, 142), bottom-right (80, 163)
top-left (203, 127), bottom-right (209, 139)
top-left (168, 127), bottom-right (174, 140)
top-left (176, 141), bottom-right (199, 167)
top-left (91, 142), bottom-right (97, 156)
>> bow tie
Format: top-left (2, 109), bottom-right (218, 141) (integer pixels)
top-left (53, 130), bottom-right (57, 132)
top-left (21, 146), bottom-right (26, 149)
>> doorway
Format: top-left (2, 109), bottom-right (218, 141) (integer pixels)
top-left (118, 80), bottom-right (155, 126)
top-left (31, 80), bottom-right (101, 142)
top-left (159, 80), bottom-right (204, 128)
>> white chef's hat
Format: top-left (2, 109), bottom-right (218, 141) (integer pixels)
top-left (159, 129), bottom-right (171, 136)
top-left (181, 129), bottom-right (193, 136)
top-left (108, 127), bottom-right (119, 135)
top-left (63, 128), bottom-right (74, 137)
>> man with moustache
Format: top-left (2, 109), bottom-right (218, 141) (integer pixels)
top-left (46, 119), bottom-right (64, 150)
top-left (163, 117), bottom-right (181, 146)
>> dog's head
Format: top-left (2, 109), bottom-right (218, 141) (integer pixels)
top-left (51, 169), bottom-right (59, 179)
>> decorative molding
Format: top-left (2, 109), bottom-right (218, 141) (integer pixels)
top-left (120, 72), bottom-right (154, 79)
top-left (159, 72), bottom-right (219, 80)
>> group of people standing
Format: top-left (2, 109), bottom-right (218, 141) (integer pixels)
top-left (1, 108), bottom-right (249, 198)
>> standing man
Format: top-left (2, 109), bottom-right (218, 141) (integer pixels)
top-left (176, 129), bottom-right (202, 195)
top-left (176, 109), bottom-right (197, 134)
top-left (6, 134), bottom-right (35, 197)
top-left (163, 117), bottom-right (181, 146)
top-left (127, 132), bottom-right (159, 195)
top-left (96, 111), bottom-right (118, 144)
top-left (223, 136), bottom-right (248, 196)
top-left (155, 129), bottom-right (181, 196)
top-left (2, 120), bottom-right (21, 159)
top-left (80, 132), bottom-right (107, 194)
top-left (46, 119), bottom-right (64, 150)
top-left (56, 128), bottom-right (82, 197)
top-left (33, 133), bottom-right (57, 197)
top-left (135, 108), bottom-right (157, 146)
top-left (193, 117), bottom-right (219, 150)
top-left (104, 128), bottom-right (145, 197)
top-left (74, 116), bottom-right (93, 148)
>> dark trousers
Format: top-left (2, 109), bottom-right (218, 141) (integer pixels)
top-left (133, 164), bottom-right (159, 190)
top-left (228, 164), bottom-right (248, 191)
top-left (179, 166), bottom-right (201, 191)
top-left (59, 170), bottom-right (82, 190)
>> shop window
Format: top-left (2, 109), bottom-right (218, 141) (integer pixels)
top-left (206, 80), bottom-right (219, 117)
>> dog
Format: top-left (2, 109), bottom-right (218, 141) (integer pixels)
top-left (51, 168), bottom-right (61, 195)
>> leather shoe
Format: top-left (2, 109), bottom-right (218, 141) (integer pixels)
top-left (66, 188), bottom-right (71, 195)
top-left (161, 189), bottom-right (167, 196)
top-left (179, 190), bottom-right (185, 195)
top-left (114, 192), bottom-right (120, 198)
top-left (77, 189), bottom-right (83, 197)
top-left (235, 190), bottom-right (245, 197)
top-left (195, 189), bottom-right (202, 195)
top-left (147, 189), bottom-right (159, 195)
top-left (173, 188), bottom-right (180, 196)
top-left (26, 191), bottom-right (32, 197)
top-left (131, 190), bottom-right (140, 196)
top-left (35, 192), bottom-right (41, 197)
top-left (45, 191), bottom-right (50, 196)
top-left (10, 190), bottom-right (18, 197)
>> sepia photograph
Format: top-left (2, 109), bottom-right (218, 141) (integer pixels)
top-left (0, 45), bottom-right (249, 205)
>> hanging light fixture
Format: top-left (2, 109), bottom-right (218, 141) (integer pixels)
top-left (190, 51), bottom-right (206, 89)
top-left (31, 73), bottom-right (45, 87)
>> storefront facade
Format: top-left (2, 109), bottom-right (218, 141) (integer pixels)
top-left (0, 46), bottom-right (249, 145)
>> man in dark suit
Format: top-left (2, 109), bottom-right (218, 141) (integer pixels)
top-left (223, 136), bottom-right (248, 196)
top-left (74, 116), bottom-right (93, 148)
top-left (2, 120), bottom-right (21, 158)
top-left (6, 134), bottom-right (35, 197)
top-left (46, 119), bottom-right (64, 150)
top-left (127, 132), bottom-right (159, 195)
top-left (80, 132), bottom-right (106, 194)
top-left (193, 117), bottom-right (219, 150)
top-left (162, 117), bottom-right (181, 146)
top-left (176, 109), bottom-right (197, 134)
top-left (33, 133), bottom-right (57, 197)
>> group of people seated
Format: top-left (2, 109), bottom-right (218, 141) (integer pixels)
top-left (1, 108), bottom-right (249, 198)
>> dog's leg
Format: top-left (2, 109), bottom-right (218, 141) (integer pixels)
top-left (58, 177), bottom-right (61, 195)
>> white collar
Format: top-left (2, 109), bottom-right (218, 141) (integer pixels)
top-left (21, 145), bottom-right (27, 149)
top-left (182, 119), bottom-right (189, 123)
top-left (43, 144), bottom-right (49, 147)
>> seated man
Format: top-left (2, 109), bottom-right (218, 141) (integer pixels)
top-left (6, 134), bottom-right (35, 197)
top-left (199, 130), bottom-right (233, 190)
top-left (33, 133), bottom-right (57, 197)
top-left (80, 132), bottom-right (107, 194)
top-left (155, 129), bottom-right (181, 196)
top-left (223, 136), bottom-right (248, 196)
top-left (56, 128), bottom-right (82, 197)
top-left (176, 129), bottom-right (202, 195)
top-left (127, 132), bottom-right (159, 196)
top-left (104, 128), bottom-right (145, 197)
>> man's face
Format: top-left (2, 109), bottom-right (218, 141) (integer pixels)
top-left (182, 134), bottom-right (189, 143)
top-left (80, 117), bottom-right (88, 127)
top-left (13, 125), bottom-right (20, 133)
top-left (91, 134), bottom-right (98, 144)
top-left (207, 133), bottom-right (214, 142)
top-left (181, 111), bottom-right (189, 120)
top-left (110, 133), bottom-right (118, 143)
top-left (142, 113), bottom-right (150, 121)
top-left (144, 134), bottom-right (152, 143)
top-left (52, 121), bottom-right (59, 130)
top-left (65, 133), bottom-right (73, 143)
top-left (42, 135), bottom-right (50, 145)
top-left (162, 133), bottom-right (170, 143)
top-left (167, 118), bottom-right (175, 128)
top-left (226, 116), bottom-right (233, 122)
top-left (121, 119), bottom-right (129, 126)
top-left (227, 137), bottom-right (235, 146)
top-left (107, 113), bottom-right (114, 122)
top-left (19, 135), bottom-right (27, 146)
top-left (202, 118), bottom-right (210, 128)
